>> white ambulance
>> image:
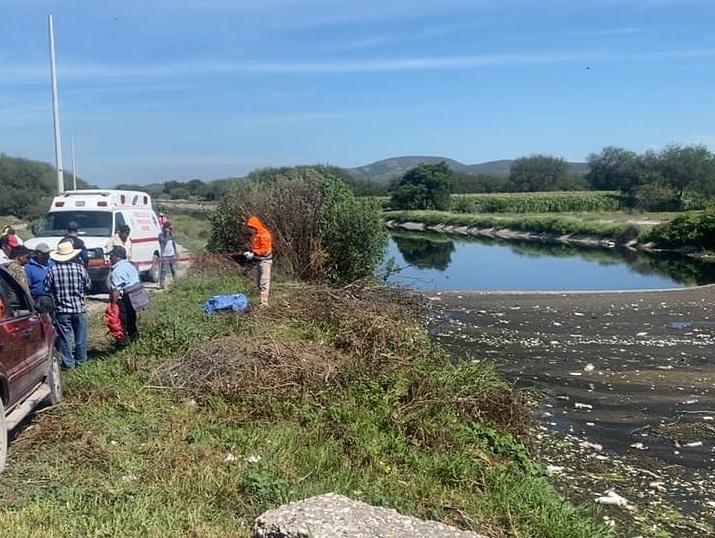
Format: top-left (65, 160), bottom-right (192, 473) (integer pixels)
top-left (26, 190), bottom-right (162, 288)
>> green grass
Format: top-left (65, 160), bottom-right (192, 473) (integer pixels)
top-left (0, 268), bottom-right (613, 537)
top-left (450, 191), bottom-right (622, 214)
top-left (167, 213), bottom-right (210, 254)
top-left (385, 210), bottom-right (648, 241)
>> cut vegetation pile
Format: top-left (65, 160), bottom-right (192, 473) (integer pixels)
top-left (153, 336), bottom-right (343, 417)
top-left (0, 262), bottom-right (613, 537)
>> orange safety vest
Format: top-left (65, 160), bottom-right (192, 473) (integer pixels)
top-left (247, 216), bottom-right (273, 258)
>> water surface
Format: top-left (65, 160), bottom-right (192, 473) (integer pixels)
top-left (387, 231), bottom-right (715, 291)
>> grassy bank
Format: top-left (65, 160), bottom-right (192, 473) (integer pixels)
top-left (385, 210), bottom-right (650, 242)
top-left (450, 191), bottom-right (622, 214)
top-left (0, 262), bottom-right (611, 537)
top-left (168, 212), bottom-right (210, 254)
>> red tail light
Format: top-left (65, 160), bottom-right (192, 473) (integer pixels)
top-left (55, 201), bottom-right (65, 207)
top-left (97, 201), bottom-right (108, 206)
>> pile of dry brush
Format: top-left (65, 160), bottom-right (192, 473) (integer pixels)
top-left (151, 281), bottom-right (531, 439)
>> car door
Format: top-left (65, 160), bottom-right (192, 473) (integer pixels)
top-left (0, 286), bottom-right (25, 408)
top-left (0, 270), bottom-right (46, 400)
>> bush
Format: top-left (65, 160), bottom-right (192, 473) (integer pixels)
top-left (629, 183), bottom-right (680, 211)
top-left (645, 211), bottom-right (715, 249)
top-left (208, 166), bottom-right (387, 282)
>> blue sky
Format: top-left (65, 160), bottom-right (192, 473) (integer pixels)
top-left (1, 0), bottom-right (715, 186)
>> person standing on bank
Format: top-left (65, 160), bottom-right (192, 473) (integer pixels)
top-left (0, 235), bottom-right (12, 264)
top-left (6, 245), bottom-right (31, 296)
top-left (244, 216), bottom-right (273, 306)
top-left (25, 243), bottom-right (52, 299)
top-left (109, 246), bottom-right (141, 343)
top-left (158, 221), bottom-right (178, 289)
top-left (112, 224), bottom-right (133, 261)
top-left (62, 221), bottom-right (89, 266)
top-left (44, 241), bottom-right (91, 369)
top-left (2, 226), bottom-right (23, 247)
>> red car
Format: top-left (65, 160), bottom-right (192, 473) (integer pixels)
top-left (0, 266), bottom-right (62, 472)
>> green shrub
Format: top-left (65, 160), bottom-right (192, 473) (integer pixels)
top-left (629, 183), bottom-right (680, 211)
top-left (448, 191), bottom-right (622, 214)
top-left (208, 166), bottom-right (387, 282)
top-left (645, 211), bottom-right (715, 249)
top-left (682, 191), bottom-right (715, 211)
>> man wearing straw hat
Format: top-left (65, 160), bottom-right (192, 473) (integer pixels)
top-left (44, 241), bottom-right (91, 369)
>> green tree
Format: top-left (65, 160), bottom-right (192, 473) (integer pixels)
top-left (654, 144), bottom-right (715, 201)
top-left (209, 166), bottom-right (386, 283)
top-left (389, 162), bottom-right (454, 210)
top-left (453, 172), bottom-right (510, 193)
top-left (509, 155), bottom-right (569, 192)
top-left (0, 154), bottom-right (92, 219)
top-left (586, 147), bottom-right (643, 191)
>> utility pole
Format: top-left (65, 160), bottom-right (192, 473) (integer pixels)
top-left (49, 14), bottom-right (65, 193)
top-left (71, 133), bottom-right (77, 190)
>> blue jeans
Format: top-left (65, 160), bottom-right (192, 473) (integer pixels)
top-left (54, 313), bottom-right (88, 369)
top-left (159, 257), bottom-right (177, 287)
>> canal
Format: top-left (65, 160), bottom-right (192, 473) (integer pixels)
top-left (386, 230), bottom-right (715, 291)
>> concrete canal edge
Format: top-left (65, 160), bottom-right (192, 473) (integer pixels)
top-left (385, 219), bottom-right (704, 256)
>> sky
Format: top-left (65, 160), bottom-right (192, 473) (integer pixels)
top-left (1, 0), bottom-right (715, 186)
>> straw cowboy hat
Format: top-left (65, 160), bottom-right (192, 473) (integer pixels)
top-left (50, 241), bottom-right (81, 262)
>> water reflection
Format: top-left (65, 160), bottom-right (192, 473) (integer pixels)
top-left (389, 230), bottom-right (715, 291)
top-left (391, 234), bottom-right (455, 270)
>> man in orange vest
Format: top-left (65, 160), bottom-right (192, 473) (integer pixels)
top-left (244, 216), bottom-right (273, 306)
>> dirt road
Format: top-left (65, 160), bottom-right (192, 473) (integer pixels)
top-left (86, 244), bottom-right (190, 314)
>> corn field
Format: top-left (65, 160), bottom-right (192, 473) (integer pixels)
top-left (450, 191), bottom-right (622, 214)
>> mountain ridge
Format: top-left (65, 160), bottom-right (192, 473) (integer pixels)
top-left (348, 156), bottom-right (589, 183)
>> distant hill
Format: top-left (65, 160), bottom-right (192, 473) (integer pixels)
top-left (348, 156), bottom-right (589, 183)
top-left (0, 154), bottom-right (92, 220)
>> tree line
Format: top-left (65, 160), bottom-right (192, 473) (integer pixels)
top-left (4, 142), bottom-right (714, 220)
top-left (0, 153), bottom-right (91, 220)
top-left (389, 144), bottom-right (715, 211)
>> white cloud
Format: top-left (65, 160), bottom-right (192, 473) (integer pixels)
top-left (3, 47), bottom-right (715, 85)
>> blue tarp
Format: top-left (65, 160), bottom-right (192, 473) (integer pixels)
top-left (203, 294), bottom-right (250, 316)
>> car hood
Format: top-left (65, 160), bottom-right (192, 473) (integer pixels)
top-left (25, 236), bottom-right (114, 252)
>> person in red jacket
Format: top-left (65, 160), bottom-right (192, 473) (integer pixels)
top-left (244, 216), bottom-right (273, 306)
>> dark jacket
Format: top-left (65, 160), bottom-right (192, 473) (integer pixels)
top-left (62, 234), bottom-right (89, 265)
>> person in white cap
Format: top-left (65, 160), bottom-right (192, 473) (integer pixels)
top-left (44, 241), bottom-right (91, 369)
top-left (26, 242), bottom-right (52, 299)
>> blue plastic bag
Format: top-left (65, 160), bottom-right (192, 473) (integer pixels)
top-left (203, 294), bottom-right (250, 316)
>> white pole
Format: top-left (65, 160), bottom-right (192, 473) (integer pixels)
top-left (49, 14), bottom-right (65, 193)
top-left (71, 133), bottom-right (77, 190)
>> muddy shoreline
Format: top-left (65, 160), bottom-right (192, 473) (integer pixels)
top-left (429, 285), bottom-right (715, 535)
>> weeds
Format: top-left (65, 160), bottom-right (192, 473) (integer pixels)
top-left (0, 262), bottom-right (613, 537)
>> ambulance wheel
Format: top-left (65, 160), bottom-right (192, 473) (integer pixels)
top-left (146, 253), bottom-right (160, 283)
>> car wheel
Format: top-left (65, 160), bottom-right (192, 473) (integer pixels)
top-left (145, 253), bottom-right (160, 283)
top-left (0, 399), bottom-right (7, 473)
top-left (46, 348), bottom-right (63, 406)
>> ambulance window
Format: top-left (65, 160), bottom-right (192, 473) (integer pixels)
top-left (114, 212), bottom-right (127, 233)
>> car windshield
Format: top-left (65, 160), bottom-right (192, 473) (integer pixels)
top-left (34, 211), bottom-right (113, 237)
